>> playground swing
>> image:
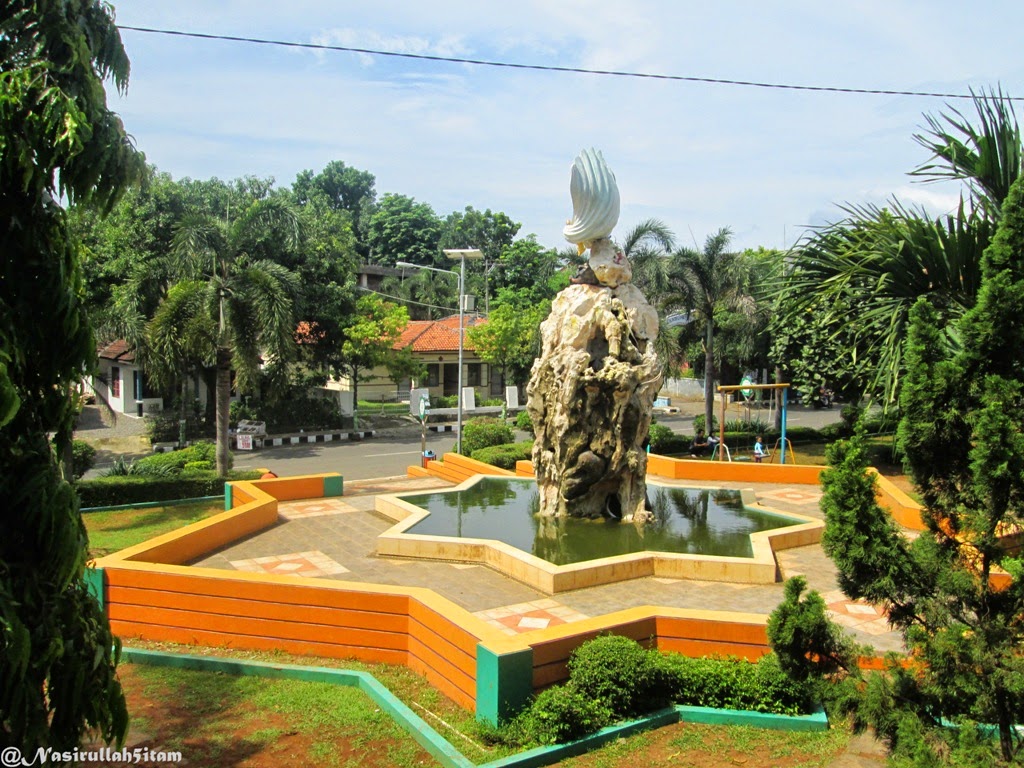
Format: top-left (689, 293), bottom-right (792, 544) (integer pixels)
top-left (715, 381), bottom-right (793, 464)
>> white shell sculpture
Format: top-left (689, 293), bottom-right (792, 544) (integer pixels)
top-left (562, 148), bottom-right (620, 246)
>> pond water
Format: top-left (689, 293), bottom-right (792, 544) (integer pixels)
top-left (401, 477), bottom-right (802, 565)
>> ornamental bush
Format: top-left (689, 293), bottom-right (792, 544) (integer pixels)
top-left (460, 417), bottom-right (514, 456)
top-left (71, 439), bottom-right (97, 479)
top-left (566, 634), bottom-right (669, 717)
top-left (515, 409), bottom-right (533, 431)
top-left (471, 441), bottom-right (533, 470)
top-left (512, 685), bottom-right (612, 746)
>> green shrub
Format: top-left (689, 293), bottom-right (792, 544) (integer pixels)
top-left (130, 442), bottom-right (220, 475)
top-left (472, 441), bottom-right (533, 470)
top-left (77, 470), bottom-right (262, 508)
top-left (480, 397), bottom-right (505, 407)
top-left (655, 653), bottom-right (810, 716)
top-left (515, 410), bottom-right (533, 432)
top-left (71, 440), bottom-right (97, 479)
top-left (229, 399), bottom-right (261, 426)
top-left (431, 395), bottom-right (458, 408)
top-left (513, 685), bottom-right (612, 745)
top-left (146, 413), bottom-right (212, 443)
top-left (566, 635), bottom-right (668, 717)
top-left (725, 417), bottom-right (770, 434)
top-left (460, 417), bottom-right (514, 456)
top-left (648, 424), bottom-right (689, 455)
top-left (183, 460), bottom-right (213, 472)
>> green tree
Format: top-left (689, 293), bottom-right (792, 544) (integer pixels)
top-left (490, 237), bottom-right (564, 307)
top-left (776, 89), bottom-right (1019, 407)
top-left (619, 218), bottom-right (676, 301)
top-left (1, 0), bottom-right (146, 749)
top-left (292, 160), bottom-right (376, 258)
top-left (365, 193), bottom-right (443, 267)
top-left (818, 174), bottom-right (1024, 763)
top-left (335, 295), bottom-right (409, 408)
top-left (169, 198), bottom-right (302, 474)
top-left (143, 281), bottom-right (217, 420)
top-left (468, 300), bottom-right (548, 391)
top-left (385, 345), bottom-right (425, 399)
top-left (439, 206), bottom-right (520, 310)
top-left (663, 228), bottom-right (742, 433)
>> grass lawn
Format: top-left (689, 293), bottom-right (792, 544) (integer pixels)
top-left (113, 642), bottom-right (507, 767)
top-left (84, 501), bottom-right (223, 558)
top-left (110, 642), bottom-right (853, 768)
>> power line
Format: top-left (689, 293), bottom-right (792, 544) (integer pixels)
top-left (356, 285), bottom-right (459, 315)
top-left (118, 25), bottom-right (1017, 102)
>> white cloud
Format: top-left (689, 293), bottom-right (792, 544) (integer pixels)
top-left (108, 1), bottom-right (1024, 254)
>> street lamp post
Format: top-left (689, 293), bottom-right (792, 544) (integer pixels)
top-left (397, 248), bottom-right (482, 453)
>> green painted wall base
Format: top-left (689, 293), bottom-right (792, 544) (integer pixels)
top-left (84, 567), bottom-right (104, 611)
top-left (323, 474), bottom-right (344, 497)
top-left (476, 644), bottom-right (534, 726)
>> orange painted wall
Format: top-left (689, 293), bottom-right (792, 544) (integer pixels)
top-left (647, 454), bottom-right (824, 484)
top-left (514, 609), bottom-right (774, 690)
top-left (101, 564), bottom-right (485, 711)
top-left (415, 452), bottom-right (515, 484)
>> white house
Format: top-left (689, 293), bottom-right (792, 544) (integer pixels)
top-left (91, 340), bottom-right (218, 417)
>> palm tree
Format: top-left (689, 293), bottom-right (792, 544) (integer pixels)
top-left (663, 228), bottom-right (740, 434)
top-left (618, 218), bottom-right (676, 301)
top-left (776, 89), bottom-right (1019, 406)
top-left (169, 198), bottom-right (302, 474)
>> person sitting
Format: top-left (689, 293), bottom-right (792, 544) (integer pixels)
top-left (753, 435), bottom-right (767, 463)
top-left (690, 428), bottom-right (711, 457)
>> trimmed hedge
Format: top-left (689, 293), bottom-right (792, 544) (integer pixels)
top-left (77, 470), bottom-right (262, 508)
top-left (460, 417), bottom-right (514, 456)
top-left (471, 440), bottom-right (533, 470)
top-left (508, 635), bottom-right (813, 746)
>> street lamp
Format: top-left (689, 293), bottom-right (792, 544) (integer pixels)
top-left (397, 248), bottom-right (482, 453)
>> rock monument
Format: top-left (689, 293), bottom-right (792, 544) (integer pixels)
top-left (526, 149), bottom-right (662, 520)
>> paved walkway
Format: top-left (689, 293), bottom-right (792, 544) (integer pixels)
top-left (194, 474), bottom-right (904, 653)
top-left (192, 473), bottom-right (895, 765)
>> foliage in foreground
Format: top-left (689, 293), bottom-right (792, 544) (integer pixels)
top-left (504, 635), bottom-right (813, 746)
top-left (1, 0), bottom-right (147, 750)
top-left (768, 187), bottom-right (1024, 763)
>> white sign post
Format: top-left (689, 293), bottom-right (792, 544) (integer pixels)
top-left (237, 434), bottom-right (253, 451)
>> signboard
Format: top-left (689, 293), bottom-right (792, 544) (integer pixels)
top-left (740, 376), bottom-right (754, 399)
top-left (419, 393), bottom-right (428, 420)
top-left (237, 434), bottom-right (253, 451)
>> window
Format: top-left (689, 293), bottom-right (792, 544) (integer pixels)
top-left (426, 364), bottom-right (439, 387)
top-left (467, 363), bottom-right (481, 387)
top-left (110, 367), bottom-right (120, 398)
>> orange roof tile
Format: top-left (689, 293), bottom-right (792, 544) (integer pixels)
top-left (394, 315), bottom-right (486, 353)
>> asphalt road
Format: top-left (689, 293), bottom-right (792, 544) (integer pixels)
top-left (224, 404), bottom-right (845, 481)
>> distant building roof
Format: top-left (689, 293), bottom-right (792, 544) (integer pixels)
top-left (395, 315), bottom-right (486, 353)
top-left (97, 339), bottom-right (136, 363)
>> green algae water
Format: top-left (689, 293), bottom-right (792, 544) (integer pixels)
top-left (401, 477), bottom-right (802, 564)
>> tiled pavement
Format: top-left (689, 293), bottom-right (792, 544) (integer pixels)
top-left (193, 475), bottom-right (905, 654)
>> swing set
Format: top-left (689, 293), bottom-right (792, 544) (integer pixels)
top-left (711, 382), bottom-right (796, 464)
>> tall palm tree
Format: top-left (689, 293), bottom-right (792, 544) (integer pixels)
top-left (663, 228), bottom-right (740, 433)
top-left (169, 198), bottom-right (302, 474)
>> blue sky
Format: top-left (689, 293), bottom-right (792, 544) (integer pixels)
top-left (108, 1), bottom-right (1024, 253)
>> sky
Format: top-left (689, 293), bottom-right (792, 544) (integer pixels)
top-left (106, 1), bottom-right (1024, 254)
